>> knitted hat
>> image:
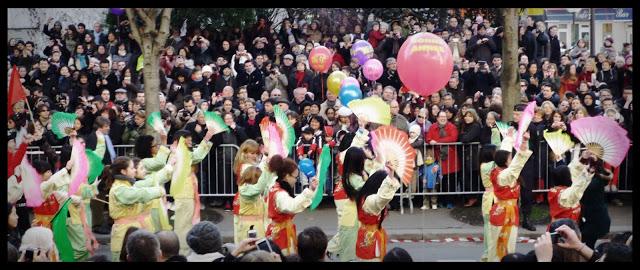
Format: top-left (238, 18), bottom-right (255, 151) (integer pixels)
top-left (337, 106), bottom-right (353, 117)
top-left (19, 227), bottom-right (55, 253)
top-left (186, 221), bottom-right (222, 255)
top-left (202, 65), bottom-right (213, 74)
top-left (605, 37), bottom-right (614, 44)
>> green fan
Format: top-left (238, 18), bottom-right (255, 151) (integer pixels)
top-left (146, 111), bottom-right (166, 135)
top-left (51, 112), bottom-right (77, 139)
top-left (85, 149), bottom-right (104, 185)
top-left (311, 145), bottom-right (331, 210)
top-left (204, 111), bottom-right (229, 135)
top-left (273, 105), bottom-right (296, 152)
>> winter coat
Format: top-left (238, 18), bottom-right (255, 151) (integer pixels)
top-left (425, 122), bottom-right (460, 175)
top-left (458, 122), bottom-right (482, 172)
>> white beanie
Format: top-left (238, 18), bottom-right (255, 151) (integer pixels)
top-left (337, 106), bottom-right (353, 117)
top-left (19, 227), bottom-right (55, 252)
top-left (202, 65), bottom-right (213, 74)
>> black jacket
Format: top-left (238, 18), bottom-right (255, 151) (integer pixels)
top-left (378, 69), bottom-right (402, 91)
top-left (467, 34), bottom-right (497, 62)
top-left (30, 67), bottom-right (58, 100)
top-left (549, 34), bottom-right (561, 65)
top-left (236, 69), bottom-right (264, 101)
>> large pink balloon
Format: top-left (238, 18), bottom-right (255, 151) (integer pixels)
top-left (397, 32), bottom-right (453, 97)
top-left (362, 58), bottom-right (383, 81)
top-left (309, 46), bottom-right (332, 73)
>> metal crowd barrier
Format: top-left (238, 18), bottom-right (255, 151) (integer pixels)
top-left (24, 141), bottom-right (633, 198)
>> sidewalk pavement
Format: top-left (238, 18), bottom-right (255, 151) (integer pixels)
top-left (211, 204), bottom-right (633, 242)
top-left (95, 205), bottom-right (632, 244)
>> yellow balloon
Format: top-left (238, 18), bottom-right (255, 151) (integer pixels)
top-left (327, 71), bottom-right (347, 96)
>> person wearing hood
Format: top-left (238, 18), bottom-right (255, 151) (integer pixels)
top-left (43, 17), bottom-right (63, 40)
top-left (581, 92), bottom-right (602, 116)
top-left (105, 156), bottom-right (164, 261)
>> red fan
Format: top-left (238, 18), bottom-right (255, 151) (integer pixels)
top-left (370, 126), bottom-right (416, 185)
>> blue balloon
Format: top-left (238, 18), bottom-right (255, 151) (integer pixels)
top-left (298, 158), bottom-right (316, 178)
top-left (339, 84), bottom-right (363, 107)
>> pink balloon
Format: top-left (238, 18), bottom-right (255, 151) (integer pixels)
top-left (362, 59), bottom-right (383, 81)
top-left (340, 77), bottom-right (359, 89)
top-left (397, 32), bottom-right (453, 97)
top-left (309, 46), bottom-right (332, 73)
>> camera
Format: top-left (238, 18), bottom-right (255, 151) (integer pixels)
top-left (256, 238), bottom-right (273, 252)
top-left (550, 232), bottom-right (565, 244)
top-left (248, 225), bottom-right (257, 238)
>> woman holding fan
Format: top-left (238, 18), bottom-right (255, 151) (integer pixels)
top-left (355, 163), bottom-right (402, 262)
top-left (486, 131), bottom-right (533, 262)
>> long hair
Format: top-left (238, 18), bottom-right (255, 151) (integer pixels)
top-left (342, 147), bottom-right (366, 201)
top-left (134, 135), bottom-right (155, 159)
top-left (234, 139), bottom-right (260, 173)
top-left (239, 166), bottom-right (262, 186)
top-left (268, 155), bottom-right (298, 197)
top-left (356, 170), bottom-right (389, 229)
top-left (104, 156), bottom-right (132, 190)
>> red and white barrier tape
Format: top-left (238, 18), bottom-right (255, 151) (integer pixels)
top-left (390, 236), bottom-right (535, 243)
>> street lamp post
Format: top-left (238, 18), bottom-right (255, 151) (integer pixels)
top-left (590, 8), bottom-right (595, 54)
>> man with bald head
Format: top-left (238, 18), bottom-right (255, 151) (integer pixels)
top-left (389, 99), bottom-right (409, 134)
top-left (270, 88), bottom-right (283, 99)
top-left (290, 87), bottom-right (312, 114)
top-left (155, 231), bottom-right (187, 262)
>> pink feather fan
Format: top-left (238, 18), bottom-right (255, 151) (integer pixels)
top-left (20, 156), bottom-right (44, 207)
top-left (69, 138), bottom-right (89, 196)
top-left (514, 101), bottom-right (536, 151)
top-left (570, 116), bottom-right (630, 167)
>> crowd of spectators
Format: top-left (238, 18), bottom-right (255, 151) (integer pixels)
top-left (8, 10), bottom-right (633, 206)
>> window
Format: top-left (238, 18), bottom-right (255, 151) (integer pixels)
top-left (602, 23), bottom-right (613, 40)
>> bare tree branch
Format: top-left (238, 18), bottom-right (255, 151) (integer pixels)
top-left (125, 8), bottom-right (142, 45)
top-left (155, 8), bottom-right (173, 47)
top-left (135, 8), bottom-right (155, 31)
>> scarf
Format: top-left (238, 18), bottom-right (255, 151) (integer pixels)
top-left (114, 174), bottom-right (136, 185)
top-left (295, 71), bottom-right (305, 86)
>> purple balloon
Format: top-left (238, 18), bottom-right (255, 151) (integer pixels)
top-left (362, 59), bottom-right (383, 81)
top-left (350, 40), bottom-right (374, 65)
top-left (110, 8), bottom-right (125, 16)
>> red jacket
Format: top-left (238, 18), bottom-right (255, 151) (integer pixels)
top-left (425, 122), bottom-right (460, 174)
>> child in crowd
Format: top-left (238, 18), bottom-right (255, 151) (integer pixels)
top-left (422, 147), bottom-right (441, 210)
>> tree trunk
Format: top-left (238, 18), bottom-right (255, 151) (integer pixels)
top-left (143, 46), bottom-right (161, 135)
top-left (500, 8), bottom-right (519, 122)
top-left (125, 8), bottom-right (172, 135)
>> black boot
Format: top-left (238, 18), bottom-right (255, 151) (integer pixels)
top-left (521, 214), bottom-right (536, 231)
